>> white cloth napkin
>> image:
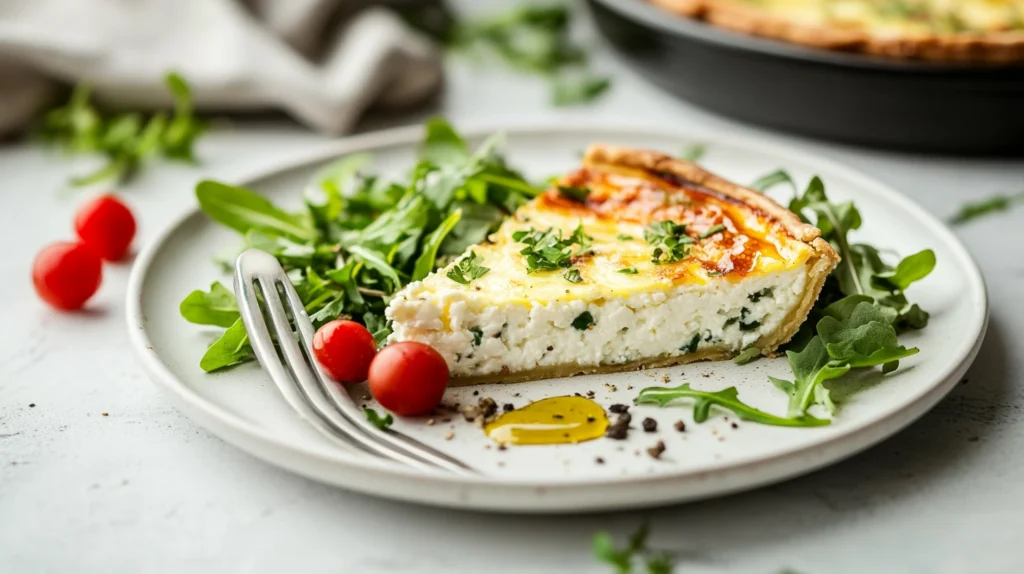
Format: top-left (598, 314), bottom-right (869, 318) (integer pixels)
top-left (0, 0), bottom-right (443, 137)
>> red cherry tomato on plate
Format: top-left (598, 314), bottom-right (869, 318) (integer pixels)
top-left (368, 342), bottom-right (449, 416)
top-left (74, 194), bottom-right (136, 261)
top-left (313, 320), bottom-right (377, 383)
top-left (32, 241), bottom-right (103, 310)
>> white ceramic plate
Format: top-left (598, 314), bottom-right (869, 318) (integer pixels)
top-left (127, 124), bottom-right (987, 513)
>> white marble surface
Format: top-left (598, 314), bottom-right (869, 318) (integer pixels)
top-left (2, 8), bottom-right (1024, 574)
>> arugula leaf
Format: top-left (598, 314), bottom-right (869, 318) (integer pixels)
top-left (558, 185), bottom-right (590, 202)
top-left (593, 532), bottom-right (632, 573)
top-left (196, 180), bottom-right (317, 243)
top-left (347, 245), bottom-right (404, 292)
top-left (770, 337), bottom-right (850, 416)
top-left (870, 249), bottom-right (936, 292)
top-left (949, 192), bottom-right (1024, 225)
top-left (161, 71), bottom-right (205, 162)
top-left (306, 154), bottom-right (372, 236)
top-left (644, 221), bottom-right (693, 264)
top-left (618, 267), bottom-right (638, 274)
top-left (816, 298), bottom-right (919, 367)
top-left (636, 383), bottom-right (830, 427)
top-left (420, 118), bottom-right (469, 165)
top-left (679, 144), bottom-right (706, 163)
top-left (564, 268), bottom-right (583, 283)
top-left (364, 408), bottom-right (394, 430)
top-left (750, 169), bottom-right (799, 195)
top-left (199, 319), bottom-right (254, 372)
top-left (552, 74), bottom-right (610, 106)
top-left (616, 234), bottom-right (634, 241)
top-left (179, 282), bottom-right (239, 328)
top-left (732, 347), bottom-right (761, 365)
top-left (447, 250), bottom-right (490, 284)
top-left (413, 209), bottom-right (463, 281)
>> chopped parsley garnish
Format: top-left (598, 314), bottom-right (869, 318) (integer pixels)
top-left (513, 223), bottom-right (592, 273)
top-left (699, 224), bottom-right (726, 239)
top-left (748, 287), bottom-right (775, 302)
top-left (557, 185), bottom-right (590, 202)
top-left (363, 408), bottom-right (394, 430)
top-left (618, 267), bottom-right (638, 275)
top-left (469, 326), bottom-right (483, 346)
top-left (572, 311), bottom-right (595, 330)
top-left (616, 234), bottom-right (634, 241)
top-left (447, 250), bottom-right (491, 285)
top-left (564, 268), bottom-right (583, 283)
top-left (643, 221), bottom-right (694, 264)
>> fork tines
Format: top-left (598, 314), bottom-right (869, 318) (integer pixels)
top-left (233, 248), bottom-right (475, 475)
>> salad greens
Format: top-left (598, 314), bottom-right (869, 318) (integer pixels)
top-left (639, 172), bottom-right (935, 426)
top-left (447, 4), bottom-right (610, 106)
top-left (38, 72), bottom-right (204, 186)
top-left (180, 118), bottom-right (541, 372)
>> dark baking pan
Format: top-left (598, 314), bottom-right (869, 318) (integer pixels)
top-left (587, 0), bottom-right (1024, 155)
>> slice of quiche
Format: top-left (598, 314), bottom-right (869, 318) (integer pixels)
top-left (386, 145), bottom-right (839, 385)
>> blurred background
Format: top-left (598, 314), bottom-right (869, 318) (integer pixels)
top-left (3, 1), bottom-right (1024, 573)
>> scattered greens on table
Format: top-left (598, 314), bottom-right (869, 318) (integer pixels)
top-left (592, 524), bottom-right (806, 573)
top-left (446, 4), bottom-right (610, 106)
top-left (638, 170), bottom-right (936, 426)
top-left (180, 118), bottom-right (541, 372)
top-left (679, 144), bottom-right (706, 163)
top-left (948, 191), bottom-right (1024, 225)
top-left (593, 524), bottom-right (674, 574)
top-left (38, 72), bottom-right (205, 186)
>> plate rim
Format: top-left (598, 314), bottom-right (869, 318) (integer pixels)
top-left (126, 122), bottom-right (989, 509)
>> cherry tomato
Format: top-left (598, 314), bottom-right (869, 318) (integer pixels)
top-left (32, 241), bottom-right (103, 310)
top-left (368, 342), bottom-right (449, 416)
top-left (313, 320), bottom-right (377, 383)
top-left (74, 194), bottom-right (136, 261)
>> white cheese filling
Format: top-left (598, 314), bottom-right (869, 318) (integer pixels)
top-left (386, 267), bottom-right (807, 378)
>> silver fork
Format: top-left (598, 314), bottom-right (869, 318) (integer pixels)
top-left (233, 248), bottom-right (476, 475)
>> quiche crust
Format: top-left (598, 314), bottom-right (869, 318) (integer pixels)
top-left (650, 0), bottom-right (1024, 62)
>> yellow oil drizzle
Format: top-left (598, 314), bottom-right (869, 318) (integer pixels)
top-left (484, 396), bottom-right (609, 445)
